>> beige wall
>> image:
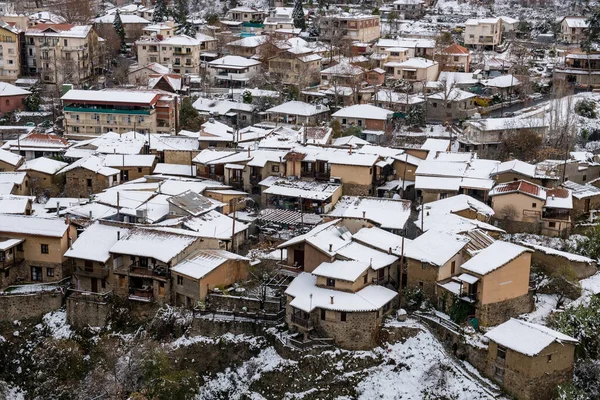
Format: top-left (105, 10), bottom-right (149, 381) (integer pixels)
top-left (0, 26), bottom-right (20, 82)
top-left (464, 20), bottom-right (502, 46)
top-left (491, 192), bottom-right (543, 223)
top-left (330, 163), bottom-right (374, 186)
top-left (477, 252), bottom-right (530, 305)
top-left (64, 109), bottom-right (158, 137)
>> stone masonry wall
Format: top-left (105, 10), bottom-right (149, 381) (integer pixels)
top-left (208, 294), bottom-right (283, 314)
top-left (342, 183), bottom-right (373, 197)
top-left (66, 297), bottom-right (110, 329)
top-left (0, 291), bottom-right (63, 322)
top-left (477, 292), bottom-right (533, 326)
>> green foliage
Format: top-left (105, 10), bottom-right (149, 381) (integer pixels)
top-left (242, 90), bottom-right (253, 104)
top-left (142, 348), bottom-right (197, 400)
top-left (575, 99), bottom-right (597, 119)
top-left (404, 287), bottom-right (430, 312)
top-left (285, 85), bottom-right (299, 101)
top-left (206, 13), bottom-right (219, 25)
top-left (331, 119), bottom-right (342, 138)
top-left (292, 0), bottom-right (306, 31)
top-left (405, 105), bottom-right (425, 127)
top-left (448, 297), bottom-right (472, 324)
top-left (113, 10), bottom-right (126, 52)
top-left (179, 97), bottom-right (204, 131)
top-left (491, 93), bottom-right (502, 104)
top-left (343, 125), bottom-right (363, 139)
top-left (24, 88), bottom-right (41, 112)
top-left (152, 0), bottom-right (168, 23)
top-left (569, 224), bottom-right (600, 260)
top-left (548, 295), bottom-right (600, 359)
top-left (371, 7), bottom-right (380, 15)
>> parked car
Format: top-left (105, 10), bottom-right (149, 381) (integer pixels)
top-left (528, 93), bottom-right (543, 100)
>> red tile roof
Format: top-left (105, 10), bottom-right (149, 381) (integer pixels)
top-left (443, 43), bottom-right (469, 55)
top-left (490, 179), bottom-right (545, 199)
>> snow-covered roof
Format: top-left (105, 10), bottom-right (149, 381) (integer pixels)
top-left (61, 89), bottom-right (159, 104)
top-left (377, 38), bottom-right (435, 49)
top-left (104, 154), bottom-right (156, 168)
top-left (405, 230), bottom-right (468, 266)
top-left (60, 155), bottom-right (120, 177)
top-left (562, 180), bottom-right (600, 199)
top-left (352, 226), bottom-right (411, 255)
top-left (26, 23), bottom-right (93, 38)
top-left (419, 212), bottom-right (504, 236)
top-left (0, 171), bottom-right (26, 185)
top-left (481, 74), bottom-right (521, 88)
top-left (65, 222), bottom-right (129, 263)
top-left (267, 101), bottom-right (329, 116)
top-left (94, 14), bottom-right (150, 24)
top-left (171, 249), bottom-right (249, 279)
top-left (485, 318), bottom-right (577, 356)
top-left (518, 241), bottom-right (595, 264)
top-left (17, 157), bottom-right (67, 175)
top-left (332, 135), bottom-right (370, 148)
top-left (562, 17), bottom-right (588, 28)
top-left (394, 57), bottom-right (437, 69)
top-left (421, 138), bottom-right (450, 153)
top-left (182, 210), bottom-right (248, 240)
top-left (460, 241), bottom-right (531, 276)
top-left (278, 219), bottom-right (342, 249)
top-left (0, 148), bottom-right (23, 167)
top-left (492, 159), bottom-right (536, 178)
top-left (0, 82), bottom-right (30, 97)
top-left (0, 196), bottom-right (31, 215)
top-left (109, 227), bottom-right (200, 263)
top-left (320, 62), bottom-right (364, 76)
top-left (329, 196), bottom-right (411, 231)
top-left (0, 214), bottom-right (69, 237)
top-left (167, 191), bottom-right (222, 217)
top-left (285, 272), bottom-right (397, 312)
top-left (427, 88), bottom-right (475, 102)
top-left (312, 260), bottom-right (370, 282)
top-left (332, 104), bottom-right (393, 120)
top-left (336, 241), bottom-right (398, 270)
top-left (153, 163), bottom-right (196, 177)
top-left (44, 198), bottom-right (88, 210)
top-left (261, 176), bottom-right (341, 201)
top-left (420, 194), bottom-right (494, 217)
top-left (208, 55), bottom-right (261, 68)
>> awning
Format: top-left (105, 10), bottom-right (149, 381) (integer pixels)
top-left (225, 163), bottom-right (245, 170)
top-left (401, 68), bottom-right (417, 72)
top-left (457, 273), bottom-right (479, 284)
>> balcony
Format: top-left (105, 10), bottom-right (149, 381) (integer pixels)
top-left (460, 291), bottom-right (477, 303)
top-left (0, 256), bottom-right (24, 270)
top-left (301, 170), bottom-right (315, 178)
top-left (291, 313), bottom-right (313, 330)
top-left (74, 265), bottom-right (109, 279)
top-left (128, 287), bottom-right (153, 302)
top-left (64, 107), bottom-right (151, 115)
top-left (115, 262), bottom-right (168, 281)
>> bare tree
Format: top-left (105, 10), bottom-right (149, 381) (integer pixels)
top-left (55, 0), bottom-right (94, 24)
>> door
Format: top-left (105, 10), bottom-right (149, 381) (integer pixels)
top-left (293, 249), bottom-right (304, 269)
top-left (585, 198), bottom-right (591, 213)
top-left (91, 278), bottom-right (98, 293)
top-left (378, 268), bottom-right (385, 282)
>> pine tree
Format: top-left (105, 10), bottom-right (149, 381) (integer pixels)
top-left (292, 0), bottom-right (306, 31)
top-left (113, 10), bottom-right (126, 52)
top-left (173, 0), bottom-right (196, 36)
top-left (152, 0), bottom-right (168, 23)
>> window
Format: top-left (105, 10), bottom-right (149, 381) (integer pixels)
top-left (31, 266), bottom-right (42, 281)
top-left (451, 261), bottom-right (456, 275)
top-left (421, 262), bottom-right (426, 270)
top-left (272, 165), bottom-right (280, 173)
top-left (139, 257), bottom-right (149, 268)
top-left (547, 354), bottom-right (552, 363)
top-left (363, 274), bottom-right (368, 284)
top-left (177, 275), bottom-right (183, 285)
top-left (548, 221), bottom-right (556, 228)
top-left (418, 281), bottom-right (423, 288)
top-left (532, 203), bottom-right (536, 208)
top-left (40, 244), bottom-right (49, 254)
top-left (496, 346), bottom-right (506, 360)
top-left (138, 168), bottom-right (142, 173)
top-left (326, 278), bottom-right (335, 287)
top-left (47, 268), bottom-right (54, 277)
top-left (341, 312), bottom-right (347, 321)
top-left (63, 39), bottom-right (67, 46)
top-left (320, 309), bottom-right (326, 320)
top-left (17, 243), bottom-right (23, 252)
top-left (84, 260), bottom-right (93, 272)
top-left (342, 118), bottom-right (347, 124)
top-left (583, 174), bottom-right (587, 182)
top-left (86, 179), bottom-right (92, 187)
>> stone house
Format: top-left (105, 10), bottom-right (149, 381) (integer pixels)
top-left (110, 227), bottom-right (206, 305)
top-left (325, 152), bottom-right (382, 196)
top-left (0, 149), bottom-right (23, 172)
top-left (0, 195), bottom-right (33, 216)
top-left (489, 159), bottom-right (550, 186)
top-left (0, 172), bottom-right (30, 195)
top-left (0, 214), bottom-right (76, 287)
top-left (438, 240), bottom-right (533, 326)
top-left (520, 241), bottom-right (597, 280)
top-left (484, 319), bottom-right (578, 400)
top-left (17, 157), bottom-right (67, 198)
top-left (489, 180), bottom-right (573, 236)
top-left (285, 265), bottom-right (397, 349)
top-left (61, 156), bottom-right (121, 198)
top-left (562, 180), bottom-right (600, 219)
top-left (259, 175), bottom-right (343, 214)
top-left (559, 17), bottom-right (588, 44)
top-left (328, 196), bottom-right (411, 234)
top-left (103, 154), bottom-right (157, 183)
top-left (170, 249), bottom-right (250, 306)
top-left (460, 117), bottom-right (549, 153)
top-left (65, 221), bottom-right (130, 294)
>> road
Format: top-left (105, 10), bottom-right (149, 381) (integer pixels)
top-left (486, 96), bottom-right (549, 118)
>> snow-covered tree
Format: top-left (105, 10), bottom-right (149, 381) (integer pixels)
top-left (406, 105), bottom-right (425, 127)
top-left (113, 10), bottom-right (126, 52)
top-left (152, 0), bottom-right (168, 23)
top-left (292, 0), bottom-right (306, 31)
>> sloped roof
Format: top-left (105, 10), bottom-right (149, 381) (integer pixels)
top-left (460, 241), bottom-right (531, 275)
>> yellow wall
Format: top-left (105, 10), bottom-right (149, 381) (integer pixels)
top-left (330, 164), bottom-right (373, 186)
top-left (478, 252), bottom-right (531, 305)
top-left (491, 192), bottom-right (543, 222)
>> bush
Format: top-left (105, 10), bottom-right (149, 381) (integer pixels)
top-left (548, 296), bottom-right (600, 359)
top-left (575, 99), bottom-right (597, 119)
top-left (474, 97), bottom-right (490, 107)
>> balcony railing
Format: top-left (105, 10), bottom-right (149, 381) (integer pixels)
top-left (291, 313), bottom-right (313, 330)
top-left (315, 172), bottom-right (331, 181)
top-left (64, 106), bottom-right (151, 115)
top-left (129, 287), bottom-right (153, 302)
top-left (114, 262), bottom-right (168, 281)
top-left (74, 265), bottom-right (109, 279)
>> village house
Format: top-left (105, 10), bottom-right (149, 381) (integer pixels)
top-left (141, 21), bottom-right (178, 39)
top-left (127, 62), bottom-right (170, 86)
top-left (0, 82), bottom-right (30, 114)
top-left (0, 195), bottom-right (32, 216)
top-left (519, 241), bottom-right (597, 279)
top-left (17, 157), bottom-right (67, 197)
top-left (0, 171), bottom-right (29, 195)
top-left (4, 132), bottom-right (69, 160)
top-left (0, 148), bottom-right (23, 171)
top-left (460, 116), bottom-right (549, 152)
top-left (224, 6), bottom-right (266, 23)
top-left (489, 180), bottom-right (573, 236)
top-left (265, 101), bottom-right (330, 126)
top-left (225, 35), bottom-right (270, 58)
top-left (103, 154), bottom-right (157, 182)
top-left (65, 221), bottom-right (129, 294)
top-left (319, 14), bottom-right (381, 43)
top-left (110, 227), bottom-right (206, 304)
top-left (376, 38), bottom-right (435, 59)
top-left (489, 159), bottom-right (551, 186)
top-left (437, 43), bottom-right (471, 72)
top-left (260, 175), bottom-right (343, 213)
top-left (420, 194), bottom-right (494, 222)
top-left (373, 89), bottom-right (425, 115)
top-left (207, 55), bottom-right (262, 88)
top-left (263, 7), bottom-right (295, 32)
top-left (485, 319), bottom-right (578, 400)
top-left (320, 62), bottom-right (365, 86)
top-left (393, 0), bottom-right (425, 19)
top-left (25, 24), bottom-right (101, 86)
top-left (384, 58), bottom-right (439, 91)
top-left (332, 104), bottom-right (394, 144)
top-left (61, 89), bottom-right (178, 137)
top-left (559, 16), bottom-right (588, 44)
top-left (328, 196), bottom-right (411, 234)
top-left (170, 249), bottom-right (250, 306)
top-left (150, 135), bottom-right (200, 165)
top-left (463, 18), bottom-right (503, 48)
top-left (268, 51), bottom-right (323, 87)
top-left (285, 265), bottom-right (398, 349)
top-left (93, 13), bottom-right (150, 43)
top-left (561, 180), bottom-right (600, 219)
top-left (426, 88), bottom-right (477, 121)
top-left (0, 214), bottom-right (76, 287)
top-left (60, 155), bottom-right (121, 198)
top-left (437, 240), bottom-right (533, 326)
top-left (554, 52), bottom-right (600, 88)
top-left (0, 21), bottom-right (21, 82)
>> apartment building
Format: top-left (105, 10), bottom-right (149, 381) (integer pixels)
top-left (207, 55), bottom-right (262, 88)
top-left (25, 24), bottom-right (100, 86)
top-left (320, 14), bottom-right (380, 43)
top-left (61, 89), bottom-right (178, 137)
top-left (136, 34), bottom-right (217, 75)
top-left (0, 21), bottom-right (20, 82)
top-left (393, 0), bottom-right (425, 19)
top-left (464, 18), bottom-right (502, 48)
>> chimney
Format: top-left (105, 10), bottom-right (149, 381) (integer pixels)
top-left (329, 244), bottom-right (333, 252)
top-left (388, 247), bottom-right (392, 255)
top-left (56, 201), bottom-right (60, 217)
top-left (349, 146), bottom-right (353, 155)
top-left (89, 210), bottom-right (93, 219)
top-left (330, 296), bottom-right (334, 304)
top-left (362, 211), bottom-right (366, 218)
top-left (69, 238), bottom-right (73, 250)
top-left (117, 231), bottom-right (121, 240)
top-left (248, 147), bottom-right (250, 157)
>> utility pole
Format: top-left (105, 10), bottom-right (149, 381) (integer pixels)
top-left (116, 191), bottom-right (120, 218)
top-left (230, 197), bottom-right (237, 253)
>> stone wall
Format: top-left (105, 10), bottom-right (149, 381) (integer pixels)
top-left (0, 291), bottom-right (63, 322)
top-left (209, 294), bottom-right (283, 314)
top-left (190, 315), bottom-right (274, 337)
top-left (341, 183), bottom-right (373, 197)
top-left (530, 250), bottom-right (597, 280)
top-left (66, 297), bottom-right (110, 329)
top-left (316, 309), bottom-right (380, 350)
top-left (477, 292), bottom-right (533, 326)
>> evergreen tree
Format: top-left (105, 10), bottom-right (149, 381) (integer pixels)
top-left (152, 0), bottom-right (168, 23)
top-left (173, 0), bottom-right (196, 36)
top-left (242, 90), bottom-right (253, 104)
top-left (292, 0), bottom-right (306, 31)
top-left (179, 97), bottom-right (204, 132)
top-left (113, 10), bottom-right (126, 52)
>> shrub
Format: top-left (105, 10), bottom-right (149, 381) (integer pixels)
top-left (575, 99), bottom-right (597, 119)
